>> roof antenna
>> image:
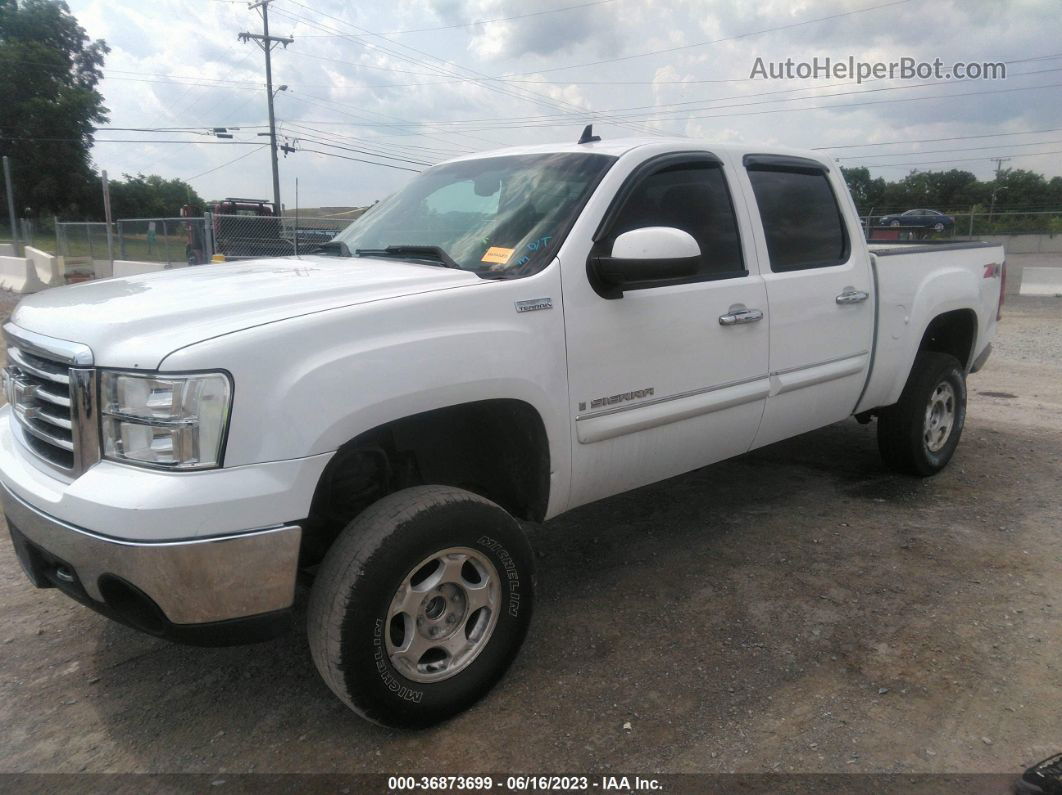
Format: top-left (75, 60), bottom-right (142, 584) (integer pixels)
top-left (578, 124), bottom-right (601, 145)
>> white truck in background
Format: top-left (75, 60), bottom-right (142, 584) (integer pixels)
top-left (1, 134), bottom-right (1004, 728)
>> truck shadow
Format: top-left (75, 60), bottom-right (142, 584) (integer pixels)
top-left (83, 416), bottom-right (1023, 771)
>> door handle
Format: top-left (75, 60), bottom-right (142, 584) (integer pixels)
top-left (836, 288), bottom-right (869, 305)
top-left (718, 306), bottom-right (764, 326)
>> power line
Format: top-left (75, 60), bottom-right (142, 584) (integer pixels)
top-left (834, 137), bottom-right (1062, 161)
top-left (273, 1), bottom-right (665, 138)
top-left (269, 8), bottom-right (514, 150)
top-left (279, 121), bottom-right (469, 158)
top-left (228, 78), bottom-right (1062, 132)
top-left (286, 133), bottom-right (435, 166)
top-left (426, 80), bottom-right (1062, 131)
top-left (186, 145), bottom-right (270, 180)
top-left (816, 126), bottom-right (1062, 150)
top-left (1, 136), bottom-right (264, 144)
top-left (297, 0), bottom-right (617, 36)
top-left (511, 0), bottom-right (914, 75)
top-left (851, 149), bottom-right (1062, 169)
top-left (298, 148), bottom-right (421, 172)
top-left (259, 64), bottom-right (1062, 129)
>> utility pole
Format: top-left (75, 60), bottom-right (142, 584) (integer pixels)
top-left (3, 156), bottom-right (18, 254)
top-left (239, 0), bottom-right (292, 211)
top-left (990, 157), bottom-right (1011, 181)
top-left (101, 170), bottom-right (115, 272)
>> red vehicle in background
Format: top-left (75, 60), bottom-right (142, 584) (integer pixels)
top-left (209, 197), bottom-right (288, 259)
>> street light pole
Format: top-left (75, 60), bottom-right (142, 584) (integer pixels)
top-left (239, 0), bottom-right (292, 212)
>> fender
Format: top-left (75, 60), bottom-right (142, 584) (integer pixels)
top-left (159, 266), bottom-right (573, 519)
top-left (859, 263), bottom-right (982, 412)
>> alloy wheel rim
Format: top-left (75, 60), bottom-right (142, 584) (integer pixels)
top-left (385, 546), bottom-right (501, 683)
top-left (923, 380), bottom-right (956, 453)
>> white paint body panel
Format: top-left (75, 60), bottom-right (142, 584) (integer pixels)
top-left (611, 226), bottom-right (700, 260)
top-left (731, 160), bottom-right (876, 448)
top-left (0, 138), bottom-right (1002, 543)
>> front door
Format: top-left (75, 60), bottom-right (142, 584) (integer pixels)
top-left (562, 152), bottom-right (770, 510)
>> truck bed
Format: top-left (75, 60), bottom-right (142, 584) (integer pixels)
top-left (856, 240), bottom-right (1005, 414)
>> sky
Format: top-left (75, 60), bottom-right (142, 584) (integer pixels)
top-left (67, 0), bottom-right (1062, 210)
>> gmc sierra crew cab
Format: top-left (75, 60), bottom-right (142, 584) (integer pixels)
top-left (0, 135), bottom-right (1004, 728)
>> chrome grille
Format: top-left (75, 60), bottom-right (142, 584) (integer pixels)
top-left (3, 324), bottom-right (98, 476)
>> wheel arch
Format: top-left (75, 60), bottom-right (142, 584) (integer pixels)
top-left (918, 307), bottom-right (978, 371)
top-left (301, 398), bottom-right (551, 565)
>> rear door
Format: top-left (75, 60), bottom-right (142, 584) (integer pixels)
top-left (738, 154), bottom-right (874, 448)
top-left (562, 151), bottom-right (770, 509)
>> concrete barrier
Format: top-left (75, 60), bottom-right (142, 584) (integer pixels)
top-left (1019, 266), bottom-right (1062, 296)
top-left (980, 234), bottom-right (1062, 255)
top-left (24, 246), bottom-right (62, 287)
top-left (112, 260), bottom-right (179, 277)
top-left (0, 243), bottom-right (15, 257)
top-left (0, 255), bottom-right (49, 293)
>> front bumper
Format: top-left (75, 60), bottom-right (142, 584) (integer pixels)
top-left (2, 480), bottom-right (302, 645)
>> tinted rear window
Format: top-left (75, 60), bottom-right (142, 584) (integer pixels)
top-left (747, 168), bottom-right (849, 272)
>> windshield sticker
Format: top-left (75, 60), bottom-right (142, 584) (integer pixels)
top-left (482, 246), bottom-right (514, 265)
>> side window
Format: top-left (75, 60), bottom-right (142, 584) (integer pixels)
top-left (746, 167), bottom-right (849, 272)
top-left (608, 161), bottom-right (745, 280)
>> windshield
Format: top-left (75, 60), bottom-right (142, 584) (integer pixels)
top-left (332, 152), bottom-right (615, 278)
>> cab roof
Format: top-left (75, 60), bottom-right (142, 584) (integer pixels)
top-left (445, 136), bottom-right (835, 169)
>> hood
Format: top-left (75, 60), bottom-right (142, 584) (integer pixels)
top-left (11, 256), bottom-right (483, 369)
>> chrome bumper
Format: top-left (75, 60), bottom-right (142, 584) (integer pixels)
top-left (2, 480), bottom-right (301, 626)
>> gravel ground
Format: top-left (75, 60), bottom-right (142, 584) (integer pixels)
top-left (0, 287), bottom-right (1059, 779)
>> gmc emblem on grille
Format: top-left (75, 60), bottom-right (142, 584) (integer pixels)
top-left (8, 371), bottom-right (42, 419)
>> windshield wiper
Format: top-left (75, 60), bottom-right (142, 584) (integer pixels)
top-left (310, 239), bottom-right (351, 257)
top-left (354, 245), bottom-right (461, 269)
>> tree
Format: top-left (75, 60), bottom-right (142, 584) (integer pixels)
top-left (841, 166), bottom-right (887, 213)
top-left (107, 173), bottom-right (204, 218)
top-left (0, 0), bottom-right (109, 217)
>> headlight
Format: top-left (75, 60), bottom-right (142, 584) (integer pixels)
top-left (100, 371), bottom-right (232, 470)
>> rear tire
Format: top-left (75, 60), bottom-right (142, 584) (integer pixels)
top-left (877, 351), bottom-right (967, 476)
top-left (307, 485), bottom-right (535, 728)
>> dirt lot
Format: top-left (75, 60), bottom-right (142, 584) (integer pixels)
top-left (0, 288), bottom-right (1059, 778)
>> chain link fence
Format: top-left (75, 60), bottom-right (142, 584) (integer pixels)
top-left (115, 217), bottom-right (210, 265)
top-left (211, 214), bottom-right (348, 260)
top-left (863, 209), bottom-right (1062, 240)
top-left (0, 219), bottom-right (38, 253)
top-left (55, 221), bottom-right (113, 263)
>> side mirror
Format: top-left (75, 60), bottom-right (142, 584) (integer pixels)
top-left (591, 227), bottom-right (700, 292)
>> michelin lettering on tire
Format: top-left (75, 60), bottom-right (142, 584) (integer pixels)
top-left (478, 534), bottom-right (521, 617)
top-left (373, 617), bottom-right (423, 703)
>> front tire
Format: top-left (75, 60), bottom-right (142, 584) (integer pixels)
top-left (877, 351), bottom-right (967, 476)
top-left (307, 486), bottom-right (535, 728)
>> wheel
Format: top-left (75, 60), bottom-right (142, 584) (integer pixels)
top-left (889, 220), bottom-right (901, 227)
top-left (877, 351), bottom-right (967, 476)
top-left (933, 222), bottom-right (945, 232)
top-left (307, 485), bottom-right (535, 728)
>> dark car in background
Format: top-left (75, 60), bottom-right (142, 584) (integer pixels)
top-left (879, 208), bottom-right (955, 232)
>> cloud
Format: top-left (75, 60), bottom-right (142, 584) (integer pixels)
top-left (58, 0), bottom-right (1062, 210)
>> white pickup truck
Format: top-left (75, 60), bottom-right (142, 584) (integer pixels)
top-left (1, 135), bottom-right (1004, 728)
